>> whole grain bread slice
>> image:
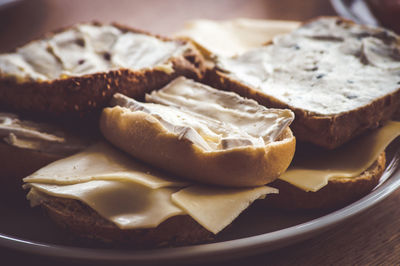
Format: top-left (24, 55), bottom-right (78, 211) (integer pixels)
top-left (208, 17), bottom-right (400, 149)
top-left (0, 22), bottom-right (205, 118)
top-left (35, 192), bottom-right (214, 247)
top-left (265, 152), bottom-right (386, 210)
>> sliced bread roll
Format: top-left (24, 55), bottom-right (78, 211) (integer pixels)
top-left (0, 23), bottom-right (205, 117)
top-left (209, 17), bottom-right (400, 149)
top-left (100, 77), bottom-right (296, 187)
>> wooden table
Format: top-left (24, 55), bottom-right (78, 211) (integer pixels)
top-left (1, 0), bottom-right (400, 265)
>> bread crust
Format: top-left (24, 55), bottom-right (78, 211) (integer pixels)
top-left (0, 142), bottom-right (63, 184)
top-left (99, 106), bottom-right (296, 187)
top-left (0, 23), bottom-right (205, 118)
top-left (36, 193), bottom-right (213, 247)
top-left (206, 16), bottom-right (400, 149)
top-left (265, 152), bottom-right (386, 210)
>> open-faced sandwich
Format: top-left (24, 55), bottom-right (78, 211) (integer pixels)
top-left (0, 22), bottom-right (205, 117)
top-left (183, 16), bottom-right (400, 209)
top-left (0, 22), bottom-right (206, 185)
top-left (2, 16), bottom-right (400, 248)
top-left (23, 77), bottom-right (295, 246)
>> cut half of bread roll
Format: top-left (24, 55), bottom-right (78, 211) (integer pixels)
top-left (100, 77), bottom-right (296, 187)
top-left (0, 22), bottom-right (205, 117)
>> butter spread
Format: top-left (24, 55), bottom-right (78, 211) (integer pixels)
top-left (280, 121), bottom-right (400, 192)
top-left (24, 143), bottom-right (276, 233)
top-left (0, 24), bottom-right (188, 81)
top-left (217, 17), bottom-right (400, 115)
top-left (112, 77), bottom-right (294, 151)
top-left (175, 19), bottom-right (299, 57)
top-left (0, 112), bottom-right (88, 155)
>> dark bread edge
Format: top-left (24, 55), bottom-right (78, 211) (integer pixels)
top-left (0, 142), bottom-right (63, 185)
top-left (0, 24), bottom-right (205, 118)
top-left (264, 152), bottom-right (386, 210)
top-left (36, 193), bottom-right (214, 247)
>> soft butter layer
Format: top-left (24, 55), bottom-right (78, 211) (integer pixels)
top-left (24, 143), bottom-right (276, 233)
top-left (112, 77), bottom-right (294, 151)
top-left (280, 121), bottom-right (400, 192)
top-left (217, 17), bottom-right (400, 115)
top-left (0, 24), bottom-right (186, 81)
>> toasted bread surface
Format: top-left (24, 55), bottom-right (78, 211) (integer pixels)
top-left (0, 23), bottom-right (205, 118)
top-left (265, 152), bottom-right (386, 210)
top-left (208, 17), bottom-right (400, 149)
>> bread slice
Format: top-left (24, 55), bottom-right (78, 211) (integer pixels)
top-left (208, 17), bottom-right (400, 149)
top-left (100, 77), bottom-right (296, 187)
top-left (33, 191), bottom-right (213, 247)
top-left (266, 152), bottom-right (386, 210)
top-left (0, 112), bottom-right (90, 184)
top-left (0, 22), bottom-right (205, 117)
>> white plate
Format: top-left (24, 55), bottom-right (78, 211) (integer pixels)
top-left (330, 0), bottom-right (379, 25)
top-left (0, 139), bottom-right (399, 264)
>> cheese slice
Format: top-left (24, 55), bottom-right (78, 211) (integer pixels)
top-left (23, 142), bottom-right (187, 189)
top-left (24, 143), bottom-right (276, 233)
top-left (175, 18), bottom-right (299, 57)
top-left (27, 181), bottom-right (183, 229)
top-left (172, 185), bottom-right (277, 234)
top-left (280, 121), bottom-right (400, 192)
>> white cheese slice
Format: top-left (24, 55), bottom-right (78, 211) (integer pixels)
top-left (280, 121), bottom-right (400, 192)
top-left (24, 143), bottom-right (276, 233)
top-left (172, 185), bottom-right (277, 234)
top-left (23, 142), bottom-right (187, 189)
top-left (175, 18), bottom-right (299, 57)
top-left (28, 180), bottom-right (184, 229)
